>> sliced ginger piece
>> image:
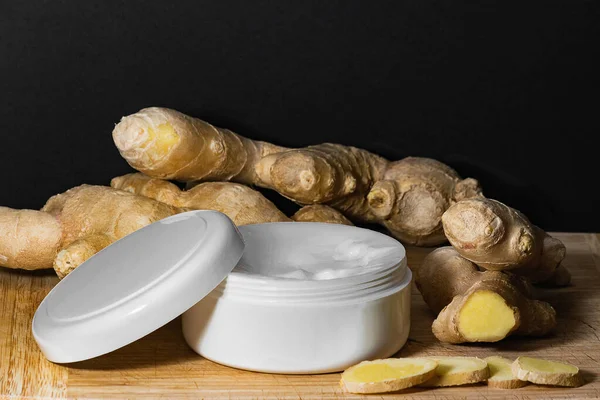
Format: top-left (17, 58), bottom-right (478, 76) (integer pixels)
top-left (512, 356), bottom-right (584, 387)
top-left (340, 358), bottom-right (438, 394)
top-left (485, 356), bottom-right (527, 389)
top-left (420, 356), bottom-right (489, 387)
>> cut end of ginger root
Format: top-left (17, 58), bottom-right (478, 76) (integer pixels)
top-left (485, 356), bottom-right (527, 389)
top-left (420, 356), bottom-right (490, 387)
top-left (512, 356), bottom-right (584, 387)
top-left (457, 290), bottom-right (518, 342)
top-left (340, 358), bottom-right (438, 394)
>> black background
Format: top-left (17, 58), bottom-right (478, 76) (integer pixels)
top-left (1, 1), bottom-right (599, 231)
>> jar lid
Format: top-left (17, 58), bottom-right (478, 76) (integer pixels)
top-left (32, 210), bottom-right (244, 363)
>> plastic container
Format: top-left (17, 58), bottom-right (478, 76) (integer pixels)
top-left (33, 211), bottom-right (411, 374)
top-left (183, 222), bottom-right (411, 374)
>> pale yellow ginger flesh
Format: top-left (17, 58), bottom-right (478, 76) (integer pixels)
top-left (485, 356), bottom-right (527, 389)
top-left (416, 247), bottom-right (556, 343)
top-left (420, 356), bottom-right (489, 387)
top-left (113, 107), bottom-right (483, 245)
top-left (512, 356), bottom-right (584, 387)
top-left (442, 197), bottom-right (569, 286)
top-left (343, 355), bottom-right (585, 392)
top-left (340, 358), bottom-right (438, 394)
top-left (145, 123), bottom-right (180, 162)
top-left (458, 290), bottom-right (517, 342)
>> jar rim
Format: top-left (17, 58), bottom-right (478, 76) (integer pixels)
top-left (211, 260), bottom-right (410, 305)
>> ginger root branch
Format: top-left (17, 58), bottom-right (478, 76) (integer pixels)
top-left (442, 197), bottom-right (569, 285)
top-left (414, 247), bottom-right (556, 343)
top-left (113, 107), bottom-right (482, 245)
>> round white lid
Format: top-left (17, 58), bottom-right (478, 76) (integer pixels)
top-left (33, 210), bottom-right (244, 363)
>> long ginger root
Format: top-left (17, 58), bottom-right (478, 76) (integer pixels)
top-left (111, 173), bottom-right (352, 226)
top-left (413, 247), bottom-right (556, 343)
top-left (111, 173), bottom-right (289, 226)
top-left (0, 174), bottom-right (354, 277)
top-left (112, 107), bottom-right (482, 245)
top-left (0, 185), bottom-right (180, 276)
top-left (442, 197), bottom-right (569, 285)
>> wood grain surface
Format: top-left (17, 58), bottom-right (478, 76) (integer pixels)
top-left (1, 232), bottom-right (599, 399)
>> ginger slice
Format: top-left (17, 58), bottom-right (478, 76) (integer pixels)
top-left (340, 358), bottom-right (438, 394)
top-left (485, 356), bottom-right (527, 389)
top-left (511, 356), bottom-right (584, 387)
top-left (420, 356), bottom-right (489, 387)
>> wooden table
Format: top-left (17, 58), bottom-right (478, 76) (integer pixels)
top-left (1, 232), bottom-right (599, 399)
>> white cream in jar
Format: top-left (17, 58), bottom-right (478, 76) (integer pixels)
top-left (234, 237), bottom-right (401, 280)
top-left (183, 221), bottom-right (411, 374)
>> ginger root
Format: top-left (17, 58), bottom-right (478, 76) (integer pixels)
top-left (0, 185), bottom-right (180, 275)
top-left (0, 208), bottom-right (63, 270)
top-left (0, 175), bottom-right (354, 277)
top-left (111, 173), bottom-right (289, 226)
top-left (112, 107), bottom-right (482, 245)
top-left (414, 247), bottom-right (556, 343)
top-left (340, 358), bottom-right (439, 394)
top-left (291, 204), bottom-right (353, 225)
top-left (442, 197), bottom-right (569, 285)
top-left (111, 173), bottom-right (353, 226)
top-left (53, 234), bottom-right (113, 279)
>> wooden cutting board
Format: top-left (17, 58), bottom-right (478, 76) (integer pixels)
top-left (1, 232), bottom-right (599, 399)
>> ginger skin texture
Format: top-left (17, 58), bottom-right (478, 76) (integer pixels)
top-left (291, 204), bottom-right (353, 225)
top-left (111, 173), bottom-right (288, 226)
top-left (442, 198), bottom-right (569, 286)
top-left (0, 185), bottom-right (180, 277)
top-left (413, 247), bottom-right (556, 343)
top-left (0, 175), bottom-right (354, 277)
top-left (111, 173), bottom-right (352, 226)
top-left (112, 107), bottom-right (482, 245)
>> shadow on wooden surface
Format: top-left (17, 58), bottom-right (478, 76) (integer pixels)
top-left (67, 318), bottom-right (199, 371)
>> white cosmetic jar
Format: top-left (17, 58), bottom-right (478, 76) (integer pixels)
top-left (183, 222), bottom-right (411, 374)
